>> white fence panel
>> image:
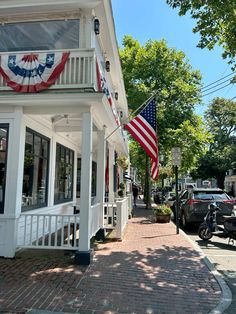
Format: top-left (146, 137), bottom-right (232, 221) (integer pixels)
top-left (89, 203), bottom-right (102, 238)
top-left (103, 203), bottom-right (117, 229)
top-left (115, 197), bottom-right (129, 239)
top-left (17, 213), bottom-right (80, 250)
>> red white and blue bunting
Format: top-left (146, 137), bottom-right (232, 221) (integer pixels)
top-left (0, 52), bottom-right (69, 93)
top-left (96, 59), bottom-right (120, 126)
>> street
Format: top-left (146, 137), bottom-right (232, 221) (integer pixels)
top-left (185, 227), bottom-right (236, 313)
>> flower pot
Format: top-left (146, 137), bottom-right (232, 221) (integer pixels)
top-left (155, 214), bottom-right (171, 223)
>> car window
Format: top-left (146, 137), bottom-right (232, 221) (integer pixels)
top-left (193, 191), bottom-right (229, 200)
top-left (181, 191), bottom-right (188, 199)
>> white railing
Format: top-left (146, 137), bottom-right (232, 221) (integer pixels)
top-left (89, 202), bottom-right (102, 238)
top-left (0, 48), bottom-right (97, 91)
top-left (17, 213), bottom-right (80, 250)
top-left (115, 197), bottom-right (129, 239)
top-left (103, 202), bottom-right (117, 229)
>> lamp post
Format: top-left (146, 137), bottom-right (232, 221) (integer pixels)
top-left (159, 154), bottom-right (165, 204)
top-left (171, 147), bottom-right (181, 234)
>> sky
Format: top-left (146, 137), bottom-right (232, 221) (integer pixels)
top-left (111, 0), bottom-right (235, 116)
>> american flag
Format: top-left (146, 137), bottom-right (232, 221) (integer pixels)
top-left (124, 98), bottom-right (159, 179)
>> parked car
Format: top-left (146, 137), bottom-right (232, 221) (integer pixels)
top-left (164, 192), bottom-right (176, 207)
top-left (173, 188), bottom-right (234, 228)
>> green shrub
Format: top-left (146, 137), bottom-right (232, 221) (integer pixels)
top-left (153, 204), bottom-right (172, 215)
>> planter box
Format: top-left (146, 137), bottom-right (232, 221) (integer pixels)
top-left (155, 214), bottom-right (171, 223)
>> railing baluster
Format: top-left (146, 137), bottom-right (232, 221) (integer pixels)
top-left (24, 215), bottom-right (27, 246)
top-left (48, 216), bottom-right (52, 246)
top-left (55, 216), bottom-right (58, 247)
top-left (42, 215), bottom-right (45, 246)
top-left (29, 215), bottom-right (33, 245)
top-left (61, 216), bottom-right (64, 247)
top-left (82, 57), bottom-right (86, 84)
top-left (68, 216), bottom-right (70, 247)
top-left (36, 216), bottom-right (39, 247)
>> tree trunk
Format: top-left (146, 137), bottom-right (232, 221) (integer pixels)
top-left (216, 172), bottom-right (225, 189)
top-left (144, 154), bottom-right (151, 209)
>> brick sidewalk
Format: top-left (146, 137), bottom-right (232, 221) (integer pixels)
top-left (0, 204), bottom-right (222, 313)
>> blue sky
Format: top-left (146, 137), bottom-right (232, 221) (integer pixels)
top-left (111, 0), bottom-right (235, 116)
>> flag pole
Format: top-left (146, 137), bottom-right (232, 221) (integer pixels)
top-left (105, 92), bottom-right (157, 141)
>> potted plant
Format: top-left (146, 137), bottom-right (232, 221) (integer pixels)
top-left (153, 204), bottom-right (172, 223)
top-left (117, 182), bottom-right (125, 198)
top-left (116, 156), bottom-right (128, 170)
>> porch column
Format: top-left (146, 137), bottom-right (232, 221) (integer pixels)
top-left (0, 108), bottom-right (25, 257)
top-left (75, 111), bottom-right (92, 265)
top-left (96, 129), bottom-right (106, 227)
top-left (108, 144), bottom-right (115, 203)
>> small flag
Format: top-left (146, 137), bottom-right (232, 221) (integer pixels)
top-left (124, 98), bottom-right (159, 179)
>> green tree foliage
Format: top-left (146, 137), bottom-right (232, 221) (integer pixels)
top-left (169, 115), bottom-right (212, 173)
top-left (192, 97), bottom-right (236, 188)
top-left (120, 36), bottom-right (211, 182)
top-left (166, 0), bottom-right (236, 69)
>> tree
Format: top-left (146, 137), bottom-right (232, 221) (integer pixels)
top-left (166, 0), bottom-right (236, 69)
top-left (192, 97), bottom-right (236, 188)
top-left (120, 36), bottom-right (211, 190)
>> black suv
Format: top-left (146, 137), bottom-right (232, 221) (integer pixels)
top-left (174, 188), bottom-right (234, 228)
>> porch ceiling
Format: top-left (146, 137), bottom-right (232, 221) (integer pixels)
top-left (0, 91), bottom-right (128, 154)
top-left (0, 0), bottom-right (101, 17)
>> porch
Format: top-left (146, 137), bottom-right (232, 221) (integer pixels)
top-left (17, 196), bottom-right (131, 252)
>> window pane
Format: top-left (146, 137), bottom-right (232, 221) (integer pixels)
top-left (34, 136), bottom-right (41, 156)
top-left (0, 125), bottom-right (8, 214)
top-left (41, 138), bottom-right (48, 158)
top-left (25, 131), bottom-right (33, 154)
top-left (54, 144), bottom-right (74, 204)
top-left (0, 20), bottom-right (80, 52)
top-left (22, 129), bottom-right (49, 211)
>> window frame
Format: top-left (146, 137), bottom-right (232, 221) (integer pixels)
top-left (0, 124), bottom-right (9, 214)
top-left (0, 18), bottom-right (80, 52)
top-left (22, 128), bottom-right (50, 212)
top-left (54, 143), bottom-right (74, 205)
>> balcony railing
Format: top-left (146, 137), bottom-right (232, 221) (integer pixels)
top-left (0, 48), bottom-right (97, 91)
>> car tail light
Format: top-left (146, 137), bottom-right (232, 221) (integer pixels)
top-left (222, 199), bottom-right (234, 203)
top-left (187, 199), bottom-right (202, 205)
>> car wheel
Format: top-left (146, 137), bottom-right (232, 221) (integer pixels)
top-left (198, 226), bottom-right (212, 241)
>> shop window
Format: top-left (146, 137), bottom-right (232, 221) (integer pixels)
top-left (22, 128), bottom-right (50, 211)
top-left (54, 143), bottom-right (74, 204)
top-left (0, 124), bottom-right (9, 214)
top-left (76, 158), bottom-right (97, 198)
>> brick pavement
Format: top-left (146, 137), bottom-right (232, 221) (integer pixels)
top-left (0, 203), bottom-right (222, 314)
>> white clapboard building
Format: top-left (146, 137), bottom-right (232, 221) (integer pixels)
top-left (0, 0), bottom-right (130, 264)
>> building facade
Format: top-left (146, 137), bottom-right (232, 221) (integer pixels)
top-left (0, 0), bottom-right (129, 264)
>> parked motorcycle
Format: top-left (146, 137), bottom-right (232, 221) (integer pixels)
top-left (198, 202), bottom-right (236, 244)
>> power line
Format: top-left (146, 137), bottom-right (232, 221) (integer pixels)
top-left (202, 77), bottom-right (234, 93)
top-left (202, 82), bottom-right (233, 98)
top-left (202, 71), bottom-right (235, 91)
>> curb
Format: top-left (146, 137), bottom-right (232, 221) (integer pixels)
top-left (180, 228), bottom-right (232, 313)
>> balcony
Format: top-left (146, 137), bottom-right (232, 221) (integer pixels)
top-left (0, 48), bottom-right (98, 92)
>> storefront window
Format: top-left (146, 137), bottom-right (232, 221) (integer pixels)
top-left (76, 158), bottom-right (97, 198)
top-left (54, 144), bottom-right (74, 204)
top-left (0, 125), bottom-right (9, 214)
top-left (22, 129), bottom-right (49, 211)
